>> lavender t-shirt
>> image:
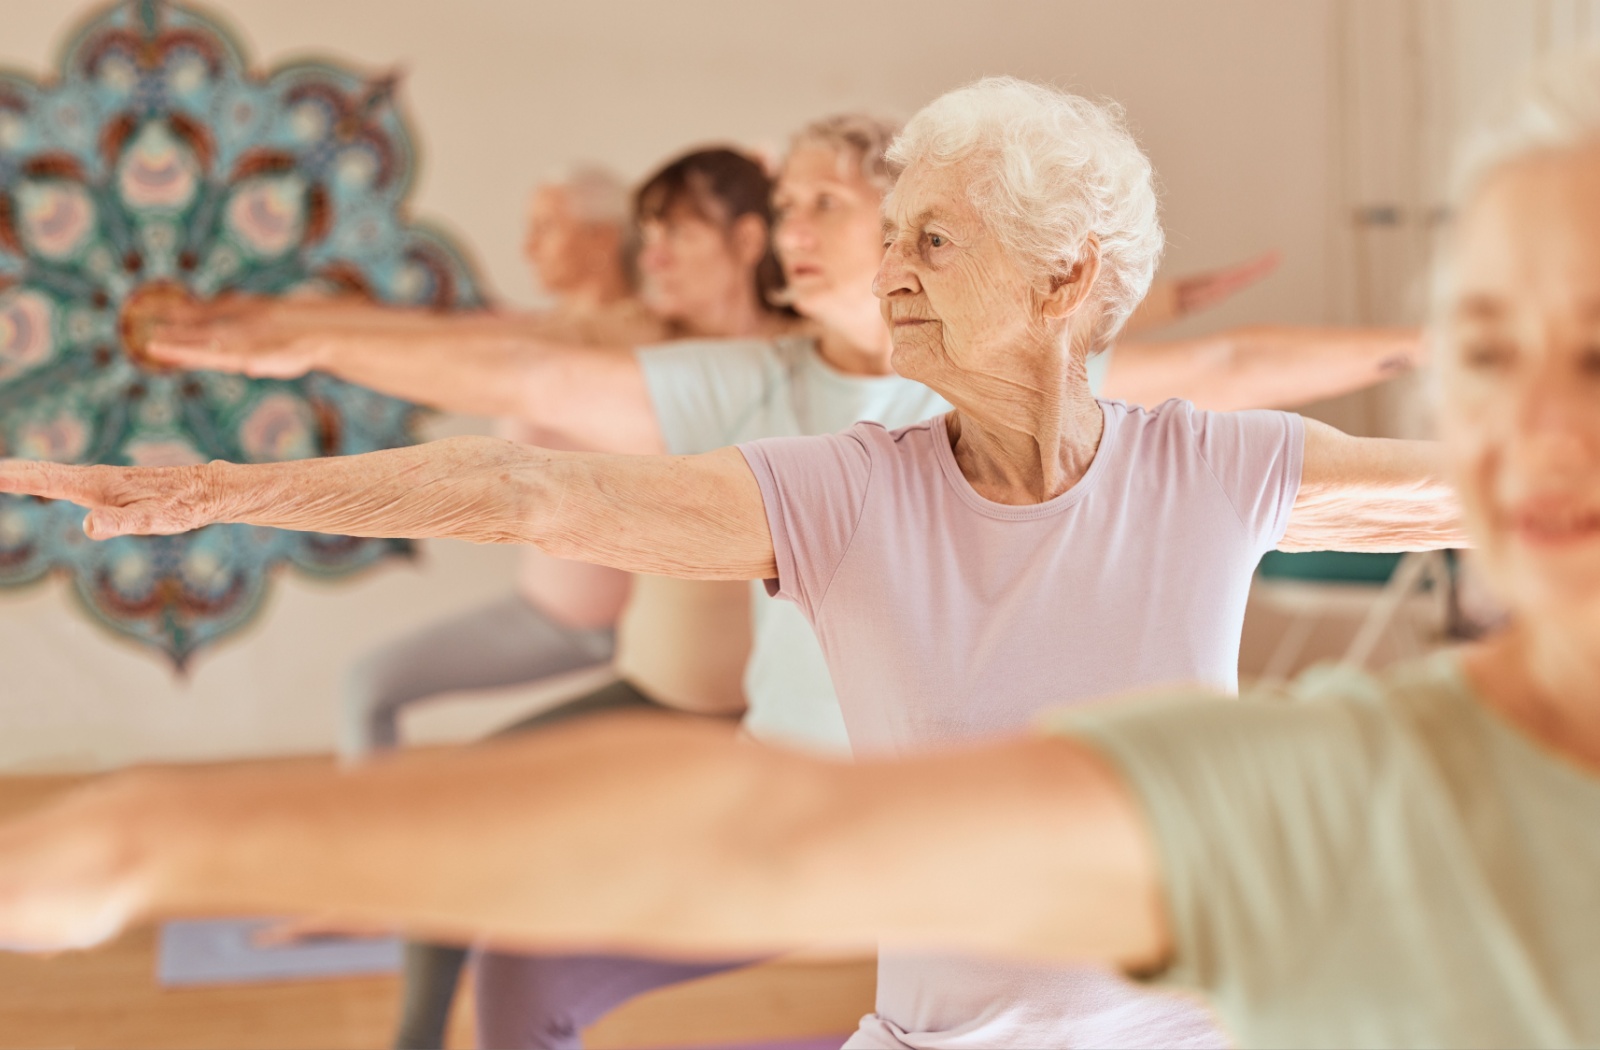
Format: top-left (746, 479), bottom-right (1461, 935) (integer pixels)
top-left (738, 398), bottom-right (1304, 1049)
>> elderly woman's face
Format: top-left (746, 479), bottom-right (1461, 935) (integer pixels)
top-left (523, 185), bottom-right (588, 294)
top-left (772, 144), bottom-right (885, 320)
top-left (1438, 144), bottom-right (1600, 624)
top-left (874, 160), bottom-right (1049, 387)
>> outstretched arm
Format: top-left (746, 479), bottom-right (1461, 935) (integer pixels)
top-left (1104, 326), bottom-right (1424, 411)
top-left (1120, 251), bottom-right (1281, 338)
top-left (1280, 419), bottom-right (1466, 552)
top-left (0, 714), bottom-right (1166, 968)
top-left (145, 297), bottom-right (667, 455)
top-left (0, 438), bottom-right (773, 579)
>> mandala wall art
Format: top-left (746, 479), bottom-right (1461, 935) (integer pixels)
top-left (0, 0), bottom-right (486, 667)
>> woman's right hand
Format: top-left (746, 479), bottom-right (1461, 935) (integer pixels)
top-left (0, 773), bottom-right (169, 954)
top-left (145, 295), bottom-right (325, 379)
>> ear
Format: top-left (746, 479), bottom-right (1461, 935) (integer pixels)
top-left (729, 213), bottom-right (770, 268)
top-left (1040, 235), bottom-right (1102, 321)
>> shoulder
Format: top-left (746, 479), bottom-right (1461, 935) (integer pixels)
top-left (843, 415), bottom-right (946, 462)
top-left (1109, 398), bottom-right (1300, 446)
top-left (1050, 656), bottom-right (1446, 779)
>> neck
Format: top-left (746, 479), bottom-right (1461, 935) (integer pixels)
top-left (815, 298), bottom-right (895, 376)
top-left (942, 343), bottom-right (1103, 505)
top-left (680, 289), bottom-right (779, 340)
top-left (1474, 618), bottom-right (1600, 772)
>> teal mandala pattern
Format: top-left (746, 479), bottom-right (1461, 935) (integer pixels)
top-left (0, 0), bottom-right (485, 667)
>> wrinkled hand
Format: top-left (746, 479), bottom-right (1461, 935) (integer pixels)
top-left (1125, 250), bottom-right (1282, 337)
top-left (145, 295), bottom-right (322, 378)
top-left (0, 778), bottom-right (158, 953)
top-left (0, 459), bottom-right (226, 539)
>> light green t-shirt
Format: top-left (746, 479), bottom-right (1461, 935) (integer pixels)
top-left (1050, 651), bottom-right (1600, 1050)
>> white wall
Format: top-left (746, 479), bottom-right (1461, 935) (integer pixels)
top-left (0, 0), bottom-right (1349, 769)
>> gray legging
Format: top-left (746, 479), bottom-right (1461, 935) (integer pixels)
top-left (345, 595), bottom-right (753, 1050)
top-left (342, 592), bottom-right (617, 761)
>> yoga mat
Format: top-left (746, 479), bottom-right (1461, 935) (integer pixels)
top-left (709, 1039), bottom-right (853, 1050)
top-left (157, 918), bottom-right (402, 987)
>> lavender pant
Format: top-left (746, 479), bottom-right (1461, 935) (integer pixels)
top-left (346, 600), bottom-right (754, 1050)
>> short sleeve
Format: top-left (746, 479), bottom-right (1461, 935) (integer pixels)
top-left (737, 426), bottom-right (874, 619)
top-left (1043, 686), bottom-right (1391, 1003)
top-left (636, 339), bottom-right (786, 455)
top-left (1189, 405), bottom-right (1304, 551)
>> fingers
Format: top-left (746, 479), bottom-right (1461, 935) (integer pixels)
top-left (0, 461), bottom-right (213, 538)
top-left (1178, 250), bottom-right (1282, 314)
top-left (83, 501), bottom-right (205, 539)
top-left (145, 330), bottom-right (309, 379)
top-left (0, 796), bottom-right (145, 954)
top-left (0, 459), bottom-right (107, 504)
top-left (145, 334), bottom-right (240, 371)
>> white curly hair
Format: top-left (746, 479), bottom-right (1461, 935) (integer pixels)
top-left (1450, 44), bottom-right (1600, 207)
top-left (1431, 46), bottom-right (1600, 328)
top-left (885, 77), bottom-right (1163, 351)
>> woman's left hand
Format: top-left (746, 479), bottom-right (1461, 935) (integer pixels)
top-left (0, 460), bottom-right (224, 539)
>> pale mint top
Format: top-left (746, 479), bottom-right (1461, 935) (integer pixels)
top-left (1054, 651), bottom-right (1600, 1049)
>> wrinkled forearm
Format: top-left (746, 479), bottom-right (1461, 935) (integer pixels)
top-left (528, 448), bottom-right (776, 579)
top-left (195, 440), bottom-right (772, 577)
top-left (206, 436), bottom-right (537, 544)
top-left (1283, 430), bottom-right (1469, 552)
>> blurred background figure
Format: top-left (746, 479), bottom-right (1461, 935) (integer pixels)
top-left (342, 147), bottom-right (795, 1050)
top-left (519, 165), bottom-right (646, 335)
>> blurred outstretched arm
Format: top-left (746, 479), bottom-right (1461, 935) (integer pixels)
top-left (0, 714), bottom-right (1167, 968)
top-left (1104, 326), bottom-right (1424, 412)
top-left (145, 295), bottom-right (667, 454)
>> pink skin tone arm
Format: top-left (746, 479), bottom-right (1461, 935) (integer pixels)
top-left (0, 711), bottom-right (1167, 968)
top-left (1285, 419), bottom-right (1466, 552)
top-left (1108, 251), bottom-right (1426, 412)
top-left (1120, 250), bottom-right (1282, 338)
top-left (147, 299), bottom-right (667, 456)
top-left (0, 422), bottom-right (1461, 580)
top-left (1105, 326), bottom-right (1424, 413)
top-left (0, 439), bottom-right (773, 578)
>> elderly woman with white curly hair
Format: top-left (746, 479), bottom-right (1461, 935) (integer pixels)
top-left (0, 77), bottom-right (1464, 1047)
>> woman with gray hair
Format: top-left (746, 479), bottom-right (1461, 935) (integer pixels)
top-left (0, 77), bottom-right (1464, 1048)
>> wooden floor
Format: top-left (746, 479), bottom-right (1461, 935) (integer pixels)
top-left (0, 775), bottom-right (874, 1050)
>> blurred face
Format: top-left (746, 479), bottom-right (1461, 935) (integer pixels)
top-left (872, 159), bottom-right (1054, 388)
top-left (772, 144), bottom-right (886, 322)
top-left (1438, 144), bottom-right (1600, 625)
top-left (635, 202), bottom-right (755, 328)
top-left (522, 185), bottom-right (589, 294)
